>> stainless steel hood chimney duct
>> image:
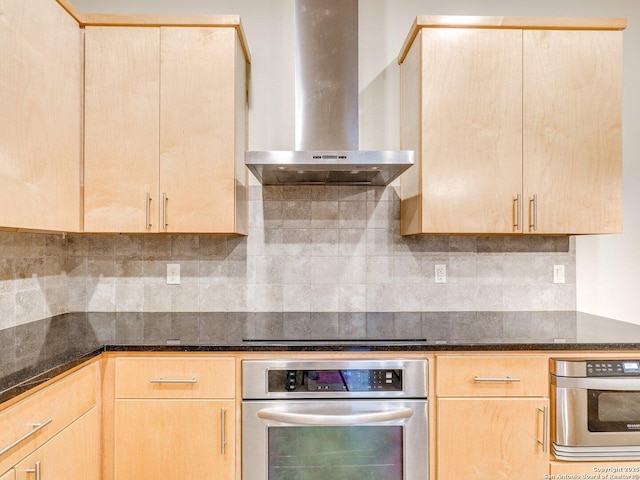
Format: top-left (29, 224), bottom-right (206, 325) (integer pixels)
top-left (245, 0), bottom-right (413, 186)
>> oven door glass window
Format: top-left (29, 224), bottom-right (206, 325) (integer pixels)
top-left (588, 390), bottom-right (640, 432)
top-left (268, 426), bottom-right (403, 480)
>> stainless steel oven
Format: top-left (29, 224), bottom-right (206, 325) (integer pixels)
top-left (242, 359), bottom-right (429, 480)
top-left (552, 359), bottom-right (640, 460)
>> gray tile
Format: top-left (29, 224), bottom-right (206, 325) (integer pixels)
top-left (45, 234), bottom-right (67, 257)
top-left (15, 233), bottom-right (46, 258)
top-left (262, 201), bottom-right (284, 229)
top-left (449, 236), bottom-right (477, 253)
top-left (449, 312), bottom-right (501, 343)
top-left (283, 186), bottom-right (312, 201)
top-left (338, 312), bottom-right (366, 338)
top-left (114, 235), bottom-right (143, 258)
top-left (66, 234), bottom-right (88, 256)
top-left (227, 235), bottom-right (248, 257)
top-left (171, 235), bottom-right (199, 260)
top-left (366, 312), bottom-right (395, 339)
top-left (477, 236), bottom-right (506, 253)
top-left (260, 186), bottom-right (284, 201)
top-left (283, 312), bottom-right (311, 339)
top-left (394, 312), bottom-right (423, 338)
top-left (199, 235), bottom-right (227, 258)
top-left (142, 313), bottom-right (171, 343)
top-left (339, 201), bottom-right (367, 229)
top-left (252, 312), bottom-right (284, 339)
top-left (171, 313), bottom-right (200, 342)
top-left (311, 186), bottom-right (340, 201)
top-left (283, 201), bottom-right (312, 229)
top-left (311, 229), bottom-right (339, 256)
top-left (530, 236), bottom-right (571, 253)
top-left (88, 235), bottom-right (115, 257)
top-left (282, 228), bottom-right (311, 256)
top-left (199, 312), bottom-right (229, 344)
top-left (283, 284), bottom-right (312, 312)
top-left (0, 327), bottom-right (16, 361)
top-left (143, 235), bottom-right (171, 260)
top-left (311, 201), bottom-right (339, 228)
top-left (310, 312), bottom-right (339, 339)
top-left (115, 312), bottom-right (144, 344)
top-left (338, 284), bottom-right (366, 312)
top-left (422, 312), bottom-right (451, 341)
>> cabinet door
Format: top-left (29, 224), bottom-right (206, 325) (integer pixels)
top-left (403, 28), bottom-right (522, 234)
top-left (84, 26), bottom-right (161, 233)
top-left (437, 398), bottom-right (548, 479)
top-left (160, 27), bottom-right (246, 233)
top-left (114, 399), bottom-right (234, 480)
top-left (523, 30), bottom-right (623, 234)
top-left (0, 470), bottom-right (14, 480)
top-left (0, 0), bottom-right (82, 231)
top-left (14, 408), bottom-right (100, 480)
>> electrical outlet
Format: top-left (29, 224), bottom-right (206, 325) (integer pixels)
top-left (167, 264), bottom-right (180, 285)
top-left (435, 264), bottom-right (447, 283)
top-left (553, 264), bottom-right (565, 284)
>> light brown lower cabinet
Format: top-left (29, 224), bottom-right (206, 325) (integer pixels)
top-left (114, 400), bottom-right (234, 480)
top-left (437, 398), bottom-right (549, 479)
top-left (14, 407), bottom-right (100, 480)
top-left (0, 470), bottom-right (14, 480)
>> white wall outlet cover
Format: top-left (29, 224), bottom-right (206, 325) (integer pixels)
top-left (553, 264), bottom-right (565, 284)
top-left (435, 264), bottom-right (447, 283)
top-left (167, 263), bottom-right (181, 285)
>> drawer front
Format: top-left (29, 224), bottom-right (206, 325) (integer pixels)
top-left (115, 357), bottom-right (235, 399)
top-left (436, 355), bottom-right (548, 397)
top-left (0, 363), bottom-right (98, 473)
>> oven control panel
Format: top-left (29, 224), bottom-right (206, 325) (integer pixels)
top-left (586, 360), bottom-right (640, 376)
top-left (268, 368), bottom-right (403, 393)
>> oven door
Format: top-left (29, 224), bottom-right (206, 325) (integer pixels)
top-left (242, 399), bottom-right (428, 480)
top-left (553, 376), bottom-right (640, 460)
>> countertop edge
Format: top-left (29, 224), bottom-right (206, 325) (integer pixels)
top-left (4, 341), bottom-right (640, 406)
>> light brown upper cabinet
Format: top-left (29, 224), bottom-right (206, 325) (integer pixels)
top-left (398, 16), bottom-right (625, 235)
top-left (0, 0), bottom-right (82, 232)
top-left (84, 18), bottom-right (250, 234)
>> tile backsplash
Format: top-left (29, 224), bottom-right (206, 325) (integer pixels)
top-left (0, 184), bottom-right (576, 331)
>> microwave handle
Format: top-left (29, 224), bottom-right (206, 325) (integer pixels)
top-left (554, 376), bottom-right (640, 390)
top-left (257, 407), bottom-right (413, 426)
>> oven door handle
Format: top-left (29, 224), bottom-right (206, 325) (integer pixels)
top-left (257, 407), bottom-right (414, 425)
top-left (553, 376), bottom-right (640, 390)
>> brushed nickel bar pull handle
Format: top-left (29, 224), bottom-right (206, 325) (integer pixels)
top-left (221, 407), bottom-right (227, 455)
top-left (538, 406), bottom-right (548, 453)
top-left (25, 460), bottom-right (41, 480)
top-left (513, 194), bottom-right (522, 231)
top-left (473, 376), bottom-right (521, 383)
top-left (146, 193), bottom-right (152, 230)
top-left (257, 407), bottom-right (413, 425)
top-left (0, 419), bottom-right (53, 456)
top-left (530, 194), bottom-right (538, 231)
top-left (162, 192), bottom-right (168, 230)
top-left (149, 376), bottom-right (197, 384)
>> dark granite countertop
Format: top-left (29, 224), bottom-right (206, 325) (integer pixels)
top-left (2, 311), bottom-right (640, 404)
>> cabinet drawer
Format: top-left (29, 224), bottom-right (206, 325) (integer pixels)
top-left (115, 356), bottom-right (235, 399)
top-left (436, 355), bottom-right (548, 397)
top-left (0, 363), bottom-right (98, 473)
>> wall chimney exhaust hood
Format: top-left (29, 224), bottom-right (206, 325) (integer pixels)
top-left (245, 0), bottom-right (413, 186)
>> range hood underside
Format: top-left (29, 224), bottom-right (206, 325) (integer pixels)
top-left (246, 150), bottom-right (414, 186)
